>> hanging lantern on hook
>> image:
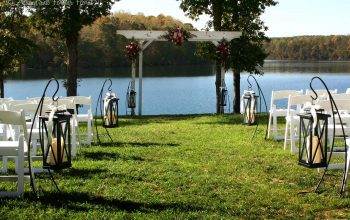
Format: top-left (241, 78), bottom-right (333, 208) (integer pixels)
top-left (40, 108), bottom-right (72, 170)
top-left (241, 74), bottom-right (268, 140)
top-left (127, 82), bottom-right (136, 109)
top-left (298, 76), bottom-right (348, 195)
top-left (298, 107), bottom-right (329, 168)
top-left (95, 79), bottom-right (117, 144)
top-left (220, 80), bottom-right (228, 107)
top-left (103, 91), bottom-right (119, 128)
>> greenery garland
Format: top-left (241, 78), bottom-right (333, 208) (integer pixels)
top-left (160, 27), bottom-right (195, 46)
top-left (125, 41), bottom-right (141, 60)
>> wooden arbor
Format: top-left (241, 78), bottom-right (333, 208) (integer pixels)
top-left (117, 30), bottom-right (242, 115)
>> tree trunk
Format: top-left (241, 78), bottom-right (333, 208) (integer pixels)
top-left (215, 60), bottom-right (222, 113)
top-left (212, 0), bottom-right (224, 114)
top-left (0, 74), bottom-right (4, 98)
top-left (233, 69), bottom-right (241, 113)
top-left (66, 34), bottom-right (78, 96)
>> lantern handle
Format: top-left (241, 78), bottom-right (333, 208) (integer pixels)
top-left (308, 79), bottom-right (318, 103)
top-left (107, 78), bottom-right (113, 92)
top-left (310, 76), bottom-right (347, 195)
top-left (247, 75), bottom-right (253, 90)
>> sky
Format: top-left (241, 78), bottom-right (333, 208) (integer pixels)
top-left (112, 0), bottom-right (350, 37)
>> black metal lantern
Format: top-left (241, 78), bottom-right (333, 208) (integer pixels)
top-left (128, 90), bottom-right (136, 109)
top-left (103, 92), bottom-right (119, 128)
top-left (242, 90), bottom-right (258, 126)
top-left (39, 110), bottom-right (72, 170)
top-left (298, 108), bottom-right (329, 168)
top-left (95, 79), bottom-right (118, 143)
top-left (219, 82), bottom-right (228, 107)
top-left (242, 75), bottom-right (268, 139)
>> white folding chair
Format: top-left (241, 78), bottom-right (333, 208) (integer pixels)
top-left (8, 103), bottom-right (52, 157)
top-left (267, 90), bottom-right (303, 140)
top-left (3, 99), bottom-right (35, 108)
top-left (346, 88), bottom-right (350, 94)
top-left (0, 98), bottom-right (13, 105)
top-left (317, 99), bottom-right (350, 143)
top-left (73, 96), bottom-right (94, 146)
top-left (26, 97), bottom-right (52, 104)
top-left (331, 93), bottom-right (350, 102)
top-left (0, 103), bottom-right (8, 139)
top-left (0, 110), bottom-right (34, 197)
top-left (283, 94), bottom-right (311, 153)
top-left (316, 100), bottom-right (350, 171)
top-left (305, 89), bottom-right (337, 100)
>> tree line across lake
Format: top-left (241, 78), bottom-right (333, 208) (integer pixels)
top-left (265, 35), bottom-right (350, 61)
top-left (25, 12), bottom-right (207, 71)
top-left (24, 12), bottom-right (350, 72)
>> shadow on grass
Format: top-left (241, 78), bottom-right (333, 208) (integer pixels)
top-left (94, 141), bottom-right (180, 148)
top-left (81, 151), bottom-right (145, 161)
top-left (95, 114), bottom-right (219, 127)
top-left (195, 113), bottom-right (270, 125)
top-left (59, 167), bottom-right (108, 178)
top-left (30, 191), bottom-right (204, 213)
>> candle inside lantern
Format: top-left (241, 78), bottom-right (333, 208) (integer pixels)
top-left (245, 98), bottom-right (256, 124)
top-left (105, 109), bottom-right (116, 126)
top-left (246, 108), bottom-right (255, 124)
top-left (112, 110), bottom-right (116, 124)
top-left (104, 114), bottom-right (109, 126)
top-left (306, 135), bottom-right (322, 163)
top-left (49, 137), bottom-right (64, 165)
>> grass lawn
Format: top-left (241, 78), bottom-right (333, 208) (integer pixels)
top-left (1, 114), bottom-right (350, 219)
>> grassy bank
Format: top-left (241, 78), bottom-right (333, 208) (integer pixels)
top-left (1, 114), bottom-right (350, 219)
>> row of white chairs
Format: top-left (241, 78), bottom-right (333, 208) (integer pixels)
top-left (267, 88), bottom-right (350, 141)
top-left (267, 88), bottom-right (350, 173)
top-left (0, 96), bottom-right (93, 197)
top-left (1, 96), bottom-right (94, 148)
top-left (0, 110), bottom-right (32, 197)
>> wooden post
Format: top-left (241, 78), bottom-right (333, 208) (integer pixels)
top-left (138, 43), bottom-right (143, 116)
top-left (220, 66), bottom-right (225, 114)
top-left (131, 60), bottom-right (136, 116)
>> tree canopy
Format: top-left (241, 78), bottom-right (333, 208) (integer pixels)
top-left (179, 0), bottom-right (277, 113)
top-left (0, 2), bottom-right (34, 97)
top-left (22, 12), bottom-right (206, 73)
top-left (29, 0), bottom-right (116, 96)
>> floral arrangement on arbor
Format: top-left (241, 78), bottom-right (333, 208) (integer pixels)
top-left (216, 39), bottom-right (231, 60)
top-left (126, 41), bottom-right (141, 60)
top-left (160, 27), bottom-right (194, 46)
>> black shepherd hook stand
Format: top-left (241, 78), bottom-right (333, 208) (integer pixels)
top-left (309, 77), bottom-right (348, 195)
top-left (95, 79), bottom-right (114, 143)
top-left (247, 74), bottom-right (268, 139)
top-left (29, 79), bottom-right (60, 195)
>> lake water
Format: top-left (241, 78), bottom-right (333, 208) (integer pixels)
top-left (5, 61), bottom-right (350, 115)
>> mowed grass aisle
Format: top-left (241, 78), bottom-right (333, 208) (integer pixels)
top-left (1, 114), bottom-right (350, 219)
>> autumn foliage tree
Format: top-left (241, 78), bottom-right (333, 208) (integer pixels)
top-left (223, 0), bottom-right (276, 113)
top-left (29, 0), bottom-right (116, 96)
top-left (0, 2), bottom-right (33, 97)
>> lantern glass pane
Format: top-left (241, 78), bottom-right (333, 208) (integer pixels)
top-left (40, 111), bottom-right (72, 170)
top-left (242, 94), bottom-right (258, 125)
top-left (104, 98), bottom-right (119, 128)
top-left (298, 113), bottom-right (328, 168)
